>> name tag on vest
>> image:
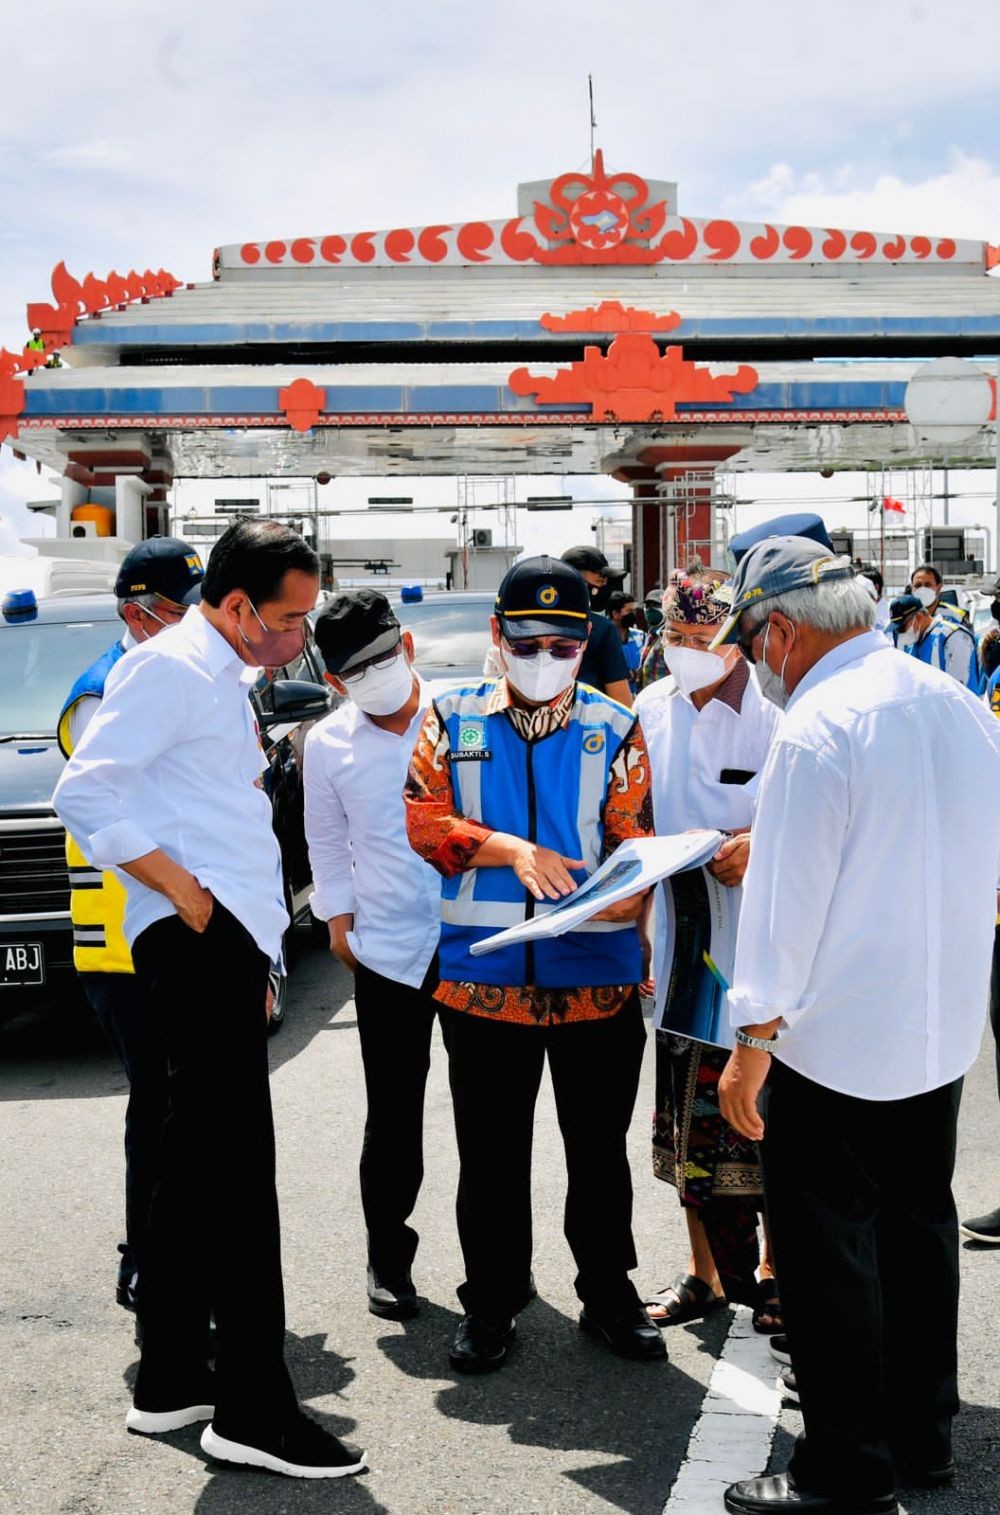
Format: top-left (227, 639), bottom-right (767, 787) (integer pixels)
top-left (453, 719), bottom-right (491, 761)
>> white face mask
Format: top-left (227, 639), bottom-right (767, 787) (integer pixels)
top-left (662, 644), bottom-right (727, 699)
top-left (896, 627), bottom-right (920, 651)
top-left (914, 585), bottom-right (938, 610)
top-left (347, 651), bottom-right (415, 715)
top-left (754, 622), bottom-right (791, 710)
top-left (502, 646), bottom-right (581, 704)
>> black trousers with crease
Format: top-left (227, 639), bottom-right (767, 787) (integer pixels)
top-left (131, 902), bottom-right (297, 1431)
top-left (442, 992), bottom-right (647, 1321)
top-left (354, 957), bottom-right (438, 1280)
top-left (81, 970), bottom-right (169, 1286)
top-left (761, 1059), bottom-right (962, 1498)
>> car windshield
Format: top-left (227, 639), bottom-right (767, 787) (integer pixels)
top-left (0, 618), bottom-right (120, 737)
top-left (396, 599), bottom-right (492, 668)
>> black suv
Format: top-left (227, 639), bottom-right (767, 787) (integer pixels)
top-left (0, 592), bottom-right (329, 1030)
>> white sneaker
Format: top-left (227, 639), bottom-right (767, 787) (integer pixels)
top-left (201, 1412), bottom-right (368, 1479)
top-left (127, 1401), bottom-right (214, 1434)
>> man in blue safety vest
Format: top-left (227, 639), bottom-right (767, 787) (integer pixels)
top-left (888, 593), bottom-right (981, 692)
top-left (405, 555), bottom-right (663, 1374)
top-left (57, 537), bottom-right (205, 1316)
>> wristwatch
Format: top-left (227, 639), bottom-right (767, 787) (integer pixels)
top-left (734, 1027), bottom-right (778, 1052)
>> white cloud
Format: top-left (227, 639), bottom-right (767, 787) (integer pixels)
top-left (733, 152), bottom-right (1000, 242)
top-left (40, 140), bottom-right (132, 172)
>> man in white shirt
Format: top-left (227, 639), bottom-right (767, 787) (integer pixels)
top-left (305, 590), bottom-right (441, 1320)
top-left (635, 572), bottom-right (782, 1332)
top-left (53, 520), bottom-right (367, 1481)
top-left (711, 537), bottom-right (1000, 1515)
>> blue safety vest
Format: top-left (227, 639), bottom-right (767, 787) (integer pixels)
top-left (56, 639), bottom-right (132, 974)
top-left (905, 615), bottom-right (981, 694)
top-left (434, 681), bottom-right (643, 989)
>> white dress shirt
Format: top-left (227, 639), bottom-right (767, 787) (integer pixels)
top-left (637, 665), bottom-right (781, 1026)
top-left (729, 629), bottom-right (1000, 1099)
top-left (303, 677), bottom-right (441, 988)
top-left (53, 608), bottom-right (287, 960)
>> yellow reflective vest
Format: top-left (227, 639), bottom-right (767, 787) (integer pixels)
top-left (57, 642), bottom-right (134, 975)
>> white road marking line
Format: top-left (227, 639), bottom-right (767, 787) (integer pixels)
top-left (661, 1305), bottom-right (780, 1515)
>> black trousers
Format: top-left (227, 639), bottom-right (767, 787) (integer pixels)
top-left (131, 903), bottom-right (297, 1430)
top-left (354, 958), bottom-right (438, 1280)
top-left (989, 924), bottom-right (1000, 1101)
top-left (761, 1060), bottom-right (963, 1498)
top-left (81, 971), bottom-right (169, 1284)
top-left (442, 993), bottom-right (647, 1321)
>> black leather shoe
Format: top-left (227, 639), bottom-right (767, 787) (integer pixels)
top-left (449, 1314), bottom-right (514, 1373)
top-left (579, 1303), bottom-right (667, 1361)
top-left (367, 1266), bottom-right (419, 1319)
top-left (724, 1473), bottom-right (898, 1514)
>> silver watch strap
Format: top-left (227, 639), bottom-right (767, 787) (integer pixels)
top-left (734, 1027), bottom-right (778, 1052)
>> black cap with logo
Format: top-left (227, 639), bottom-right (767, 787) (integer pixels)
top-left (495, 555), bottom-right (591, 641)
top-left (313, 589), bottom-right (402, 674)
top-left (114, 537), bottom-right (205, 606)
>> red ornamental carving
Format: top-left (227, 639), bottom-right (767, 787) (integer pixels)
top-left (0, 344), bottom-right (44, 444)
top-left (26, 261), bottom-right (180, 346)
top-left (540, 304), bottom-right (682, 334)
top-left (527, 150), bottom-right (671, 265)
top-left (279, 377), bottom-right (326, 432)
top-left (508, 334), bottom-right (758, 423)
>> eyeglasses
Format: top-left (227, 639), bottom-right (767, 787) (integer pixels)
top-left (503, 638), bottom-right (582, 660)
top-left (339, 641), bottom-right (402, 683)
top-left (736, 620), bottom-right (766, 664)
top-left (662, 629), bottom-right (716, 651)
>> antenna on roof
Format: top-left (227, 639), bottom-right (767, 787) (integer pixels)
top-left (588, 74), bottom-right (597, 169)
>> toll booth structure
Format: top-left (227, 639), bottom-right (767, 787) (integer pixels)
top-left (2, 151), bottom-right (999, 591)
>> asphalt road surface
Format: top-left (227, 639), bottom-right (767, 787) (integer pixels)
top-left (1, 934), bottom-right (998, 1515)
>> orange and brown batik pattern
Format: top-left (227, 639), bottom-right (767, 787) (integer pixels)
top-left (404, 679), bottom-right (654, 1027)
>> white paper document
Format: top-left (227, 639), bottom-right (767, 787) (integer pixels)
top-left (468, 830), bottom-right (724, 957)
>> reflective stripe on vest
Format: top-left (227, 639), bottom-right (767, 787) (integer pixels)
top-left (58, 637), bottom-right (134, 975)
top-left (433, 680), bottom-right (643, 989)
top-left (912, 617), bottom-right (980, 692)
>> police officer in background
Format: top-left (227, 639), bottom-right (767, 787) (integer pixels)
top-left (405, 555), bottom-right (662, 1373)
top-left (57, 537), bottom-right (205, 1315)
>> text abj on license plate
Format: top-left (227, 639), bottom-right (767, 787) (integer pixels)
top-left (0, 942), bottom-right (44, 987)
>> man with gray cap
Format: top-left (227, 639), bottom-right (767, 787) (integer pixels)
top-left (305, 590), bottom-right (441, 1320)
top-left (711, 537), bottom-right (1000, 1513)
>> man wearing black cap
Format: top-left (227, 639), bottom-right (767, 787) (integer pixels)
top-left (405, 555), bottom-right (662, 1373)
top-left (560, 545), bottom-right (633, 705)
top-left (57, 536), bottom-right (205, 1316)
top-left (305, 590), bottom-right (442, 1320)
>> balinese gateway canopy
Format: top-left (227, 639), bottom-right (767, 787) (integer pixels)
top-left (2, 152), bottom-right (998, 577)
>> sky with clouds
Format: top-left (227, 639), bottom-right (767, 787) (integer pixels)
top-left (1, 0), bottom-right (999, 556)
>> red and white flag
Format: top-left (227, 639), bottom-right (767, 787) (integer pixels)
top-left (882, 496), bottom-right (906, 514)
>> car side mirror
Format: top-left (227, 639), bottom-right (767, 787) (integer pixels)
top-left (259, 679), bottom-right (332, 728)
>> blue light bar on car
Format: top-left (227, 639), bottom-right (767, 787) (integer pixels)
top-left (2, 588), bottom-right (38, 622)
top-left (400, 585), bottom-right (424, 603)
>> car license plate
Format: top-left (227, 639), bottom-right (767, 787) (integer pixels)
top-left (0, 942), bottom-right (45, 987)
